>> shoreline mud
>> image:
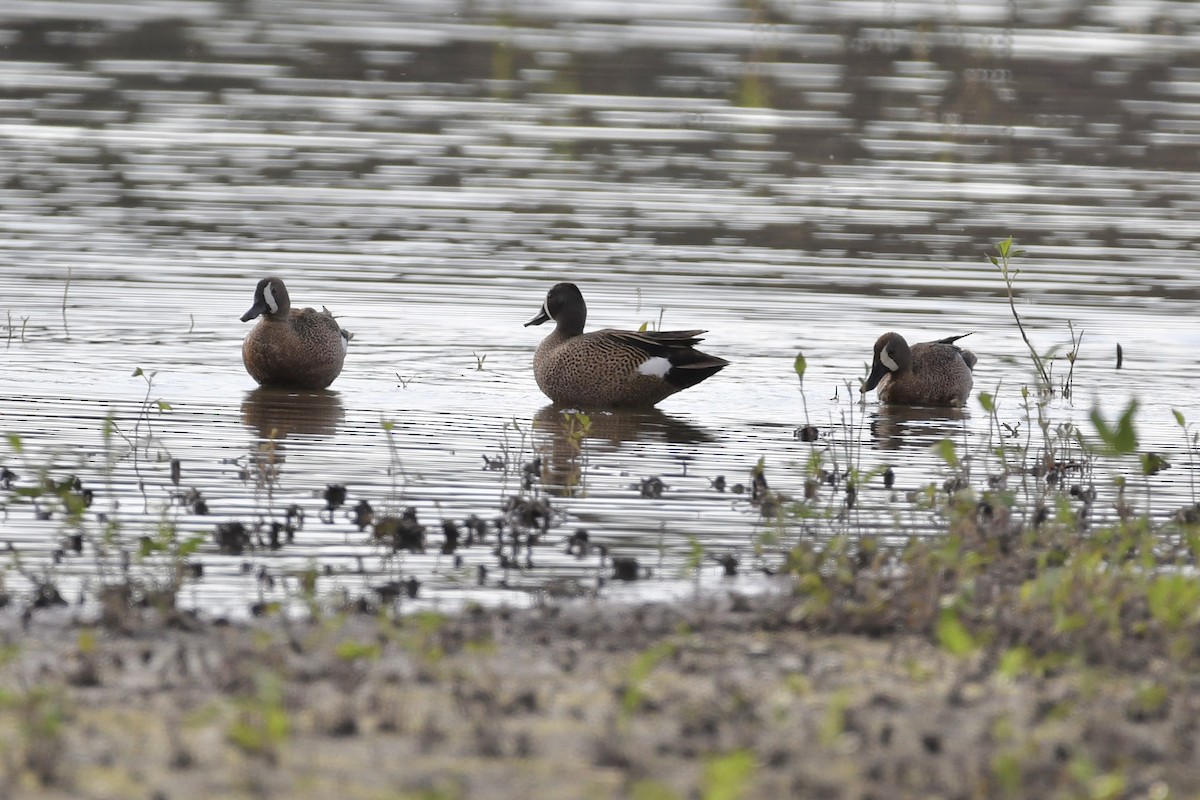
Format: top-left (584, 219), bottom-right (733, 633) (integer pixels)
top-left (2, 590), bottom-right (1198, 799)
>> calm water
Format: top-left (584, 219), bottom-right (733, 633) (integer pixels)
top-left (2, 0), bottom-right (1199, 617)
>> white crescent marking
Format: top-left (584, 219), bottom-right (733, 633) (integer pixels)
top-left (880, 349), bottom-right (899, 372)
top-left (264, 282), bottom-right (279, 314)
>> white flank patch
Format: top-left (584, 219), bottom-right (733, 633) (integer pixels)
top-left (264, 282), bottom-right (279, 314)
top-left (637, 356), bottom-right (672, 378)
top-left (880, 349), bottom-right (899, 371)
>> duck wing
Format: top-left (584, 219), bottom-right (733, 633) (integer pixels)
top-left (607, 329), bottom-right (729, 375)
top-left (929, 333), bottom-right (976, 370)
top-left (607, 329), bottom-right (711, 356)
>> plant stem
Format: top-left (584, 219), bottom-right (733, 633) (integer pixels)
top-left (992, 238), bottom-right (1051, 393)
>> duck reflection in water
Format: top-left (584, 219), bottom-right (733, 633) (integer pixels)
top-left (239, 387), bottom-right (345, 487)
top-left (241, 386), bottom-right (345, 441)
top-left (532, 404), bottom-right (715, 495)
top-left (869, 405), bottom-right (969, 451)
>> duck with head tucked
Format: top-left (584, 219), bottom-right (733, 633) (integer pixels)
top-left (861, 331), bottom-right (976, 407)
top-left (240, 277), bottom-right (351, 390)
top-left (524, 282), bottom-right (729, 409)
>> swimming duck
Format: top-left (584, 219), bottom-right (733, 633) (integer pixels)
top-left (524, 282), bottom-right (728, 408)
top-left (861, 332), bottom-right (975, 407)
top-left (240, 277), bottom-right (350, 390)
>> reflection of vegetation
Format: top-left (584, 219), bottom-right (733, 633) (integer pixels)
top-left (736, 0), bottom-right (774, 109)
top-left (490, 13), bottom-right (516, 95)
top-left (560, 410), bottom-right (591, 456)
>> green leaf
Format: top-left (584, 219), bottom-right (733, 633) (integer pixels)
top-left (132, 367), bottom-right (144, 377)
top-left (1172, 408), bottom-right (1186, 428)
top-left (977, 391), bottom-right (995, 414)
top-left (1147, 574), bottom-right (1200, 629)
top-left (933, 438), bottom-right (958, 468)
top-left (1140, 452), bottom-right (1170, 476)
top-left (997, 647), bottom-right (1031, 679)
top-left (638, 320), bottom-right (650, 332)
top-left (335, 640), bottom-right (382, 661)
top-left (702, 749), bottom-right (756, 800)
top-left (177, 535), bottom-right (205, 558)
top-left (138, 537), bottom-right (163, 557)
top-left (793, 352), bottom-right (807, 379)
top-left (1089, 400), bottom-right (1139, 455)
top-left (936, 607), bottom-right (976, 657)
top-left (4, 433), bottom-right (22, 454)
top-left (1089, 773), bottom-right (1126, 800)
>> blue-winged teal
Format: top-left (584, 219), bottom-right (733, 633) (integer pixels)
top-left (524, 282), bottom-right (729, 408)
top-left (240, 277), bottom-right (351, 390)
top-left (860, 332), bottom-right (976, 407)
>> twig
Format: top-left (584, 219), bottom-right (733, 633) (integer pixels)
top-left (1063, 321), bottom-right (1083, 399)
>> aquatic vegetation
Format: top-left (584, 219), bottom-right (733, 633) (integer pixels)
top-left (991, 237), bottom-right (1083, 398)
top-left (775, 395), bottom-right (1200, 675)
top-left (991, 237), bottom-right (1047, 390)
top-left (1171, 408), bottom-right (1199, 502)
top-left (4, 310), bottom-right (30, 346)
top-left (793, 352), bottom-right (818, 441)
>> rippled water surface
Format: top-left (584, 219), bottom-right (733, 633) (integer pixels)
top-left (2, 0), bottom-right (1200, 617)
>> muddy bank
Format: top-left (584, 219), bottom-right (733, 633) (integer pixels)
top-left (1, 590), bottom-right (1198, 800)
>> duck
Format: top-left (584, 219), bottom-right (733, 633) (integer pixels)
top-left (860, 331), bottom-right (976, 407)
top-left (524, 282), bottom-right (728, 408)
top-left (240, 277), bottom-right (351, 390)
